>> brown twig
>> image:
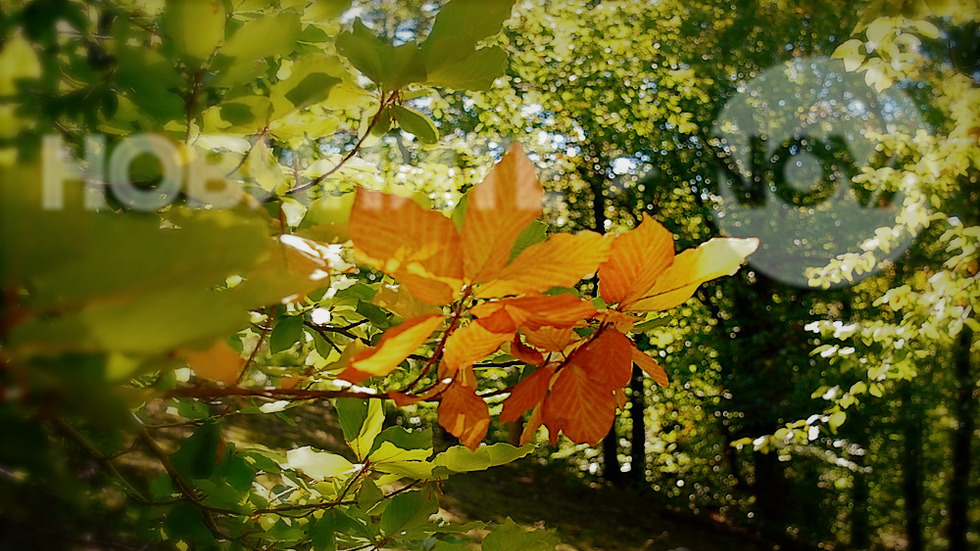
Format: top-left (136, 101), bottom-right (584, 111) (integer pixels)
top-left (287, 90), bottom-right (400, 196)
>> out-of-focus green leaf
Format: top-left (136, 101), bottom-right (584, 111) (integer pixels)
top-left (163, 0), bottom-right (225, 63)
top-left (219, 13), bottom-right (301, 61)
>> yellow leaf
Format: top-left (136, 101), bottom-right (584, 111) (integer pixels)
top-left (349, 189), bottom-right (463, 304)
top-left (461, 143), bottom-right (543, 283)
top-left (180, 339), bottom-right (244, 385)
top-left (598, 214), bottom-right (675, 308)
top-left (631, 346), bottom-right (668, 387)
top-left (438, 381), bottom-right (490, 450)
top-left (629, 237), bottom-right (759, 312)
top-left (475, 231), bottom-right (611, 298)
top-left (440, 320), bottom-right (513, 377)
top-left (339, 314), bottom-right (445, 383)
top-left (373, 282), bottom-right (441, 320)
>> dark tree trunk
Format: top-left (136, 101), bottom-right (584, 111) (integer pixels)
top-left (900, 382), bottom-right (924, 551)
top-left (584, 152), bottom-right (625, 487)
top-left (628, 365), bottom-right (646, 487)
top-left (849, 411), bottom-right (871, 550)
top-left (948, 326), bottom-right (975, 551)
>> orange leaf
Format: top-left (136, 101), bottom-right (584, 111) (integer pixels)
top-left (569, 327), bottom-right (633, 391)
top-left (521, 403), bottom-right (545, 445)
top-left (542, 365), bottom-right (616, 446)
top-left (598, 214), bottom-right (675, 308)
top-left (475, 231), bottom-right (611, 298)
top-left (470, 293), bottom-right (597, 333)
top-left (631, 346), bottom-right (669, 387)
top-left (628, 237), bottom-right (759, 312)
top-left (509, 335), bottom-right (544, 366)
top-left (339, 314), bottom-right (445, 384)
top-left (349, 189), bottom-right (463, 304)
top-left (500, 363), bottom-right (557, 424)
top-left (438, 381), bottom-right (490, 450)
top-left (180, 339), bottom-right (244, 385)
top-left (461, 143), bottom-right (543, 283)
top-left (521, 326), bottom-right (578, 353)
top-left (373, 282), bottom-right (441, 320)
top-left (440, 320), bottom-right (513, 377)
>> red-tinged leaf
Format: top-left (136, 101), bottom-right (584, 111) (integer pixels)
top-left (475, 231), bottom-right (611, 298)
top-left (521, 326), bottom-right (578, 353)
top-left (461, 143), bottom-right (543, 283)
top-left (500, 363), bottom-right (557, 423)
top-left (613, 388), bottom-right (627, 410)
top-left (598, 214), bottom-right (675, 308)
top-left (438, 381), bottom-right (490, 450)
top-left (631, 346), bottom-right (669, 387)
top-left (470, 293), bottom-right (597, 332)
top-left (441, 320), bottom-right (512, 377)
top-left (628, 237), bottom-right (759, 312)
top-left (542, 365), bottom-right (616, 446)
top-left (180, 339), bottom-right (243, 385)
top-left (349, 189), bottom-right (463, 304)
top-left (599, 310), bottom-right (642, 333)
top-left (509, 336), bottom-right (544, 365)
top-left (569, 328), bottom-right (633, 391)
top-left (390, 391), bottom-right (423, 407)
top-left (339, 314), bottom-right (445, 384)
top-left (521, 403), bottom-right (544, 446)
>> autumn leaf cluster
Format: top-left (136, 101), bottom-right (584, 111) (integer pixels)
top-left (333, 144), bottom-right (758, 450)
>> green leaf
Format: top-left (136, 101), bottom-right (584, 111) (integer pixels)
top-left (483, 518), bottom-right (559, 551)
top-left (114, 46), bottom-right (184, 121)
top-left (379, 490), bottom-right (440, 536)
top-left (270, 54), bottom-right (350, 116)
top-left (310, 511), bottom-right (339, 551)
top-left (423, 46), bottom-right (508, 91)
top-left (171, 420), bottom-right (222, 480)
top-left (391, 105), bottom-right (439, 144)
top-left (334, 398), bottom-right (384, 459)
top-left (336, 19), bottom-right (426, 90)
top-left (370, 427), bottom-right (432, 455)
top-left (163, 0), bottom-right (225, 63)
top-left (284, 446), bottom-right (355, 480)
top-left (306, 0), bottom-right (353, 20)
top-left (421, 0), bottom-right (515, 69)
top-left (432, 443), bottom-right (532, 475)
top-left (356, 477), bottom-right (384, 511)
top-left (270, 315), bottom-right (305, 353)
top-left (219, 13), bottom-right (301, 61)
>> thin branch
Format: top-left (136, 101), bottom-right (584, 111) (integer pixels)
top-left (238, 305), bottom-right (276, 385)
top-left (287, 91), bottom-right (399, 196)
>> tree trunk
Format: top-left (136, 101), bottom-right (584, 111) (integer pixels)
top-left (850, 410), bottom-right (871, 550)
top-left (948, 326), bottom-right (974, 551)
top-left (900, 381), bottom-right (924, 551)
